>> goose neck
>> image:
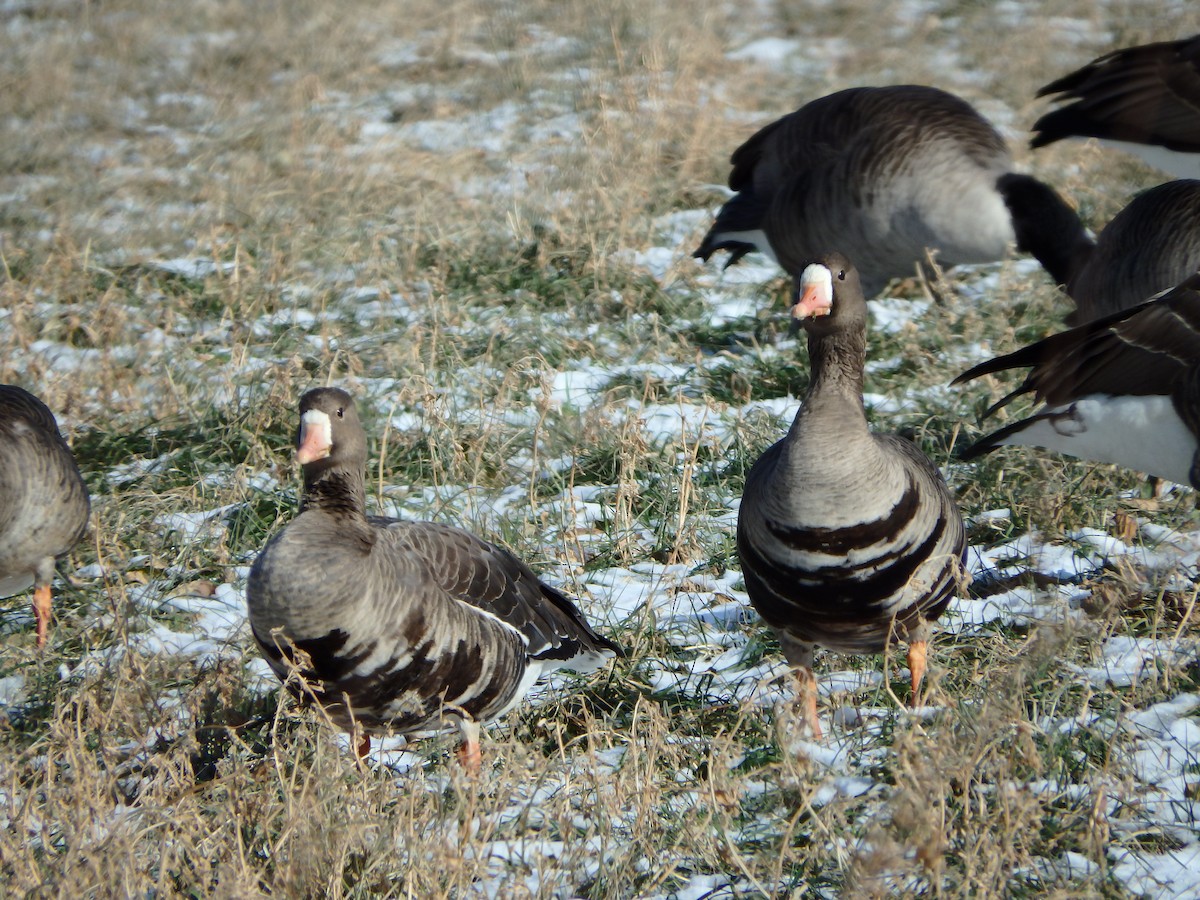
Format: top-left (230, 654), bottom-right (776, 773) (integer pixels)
top-left (806, 327), bottom-right (867, 402)
top-left (301, 465), bottom-right (368, 520)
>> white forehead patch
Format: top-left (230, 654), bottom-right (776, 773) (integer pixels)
top-left (799, 263), bottom-right (833, 295)
top-left (300, 409), bottom-right (333, 446)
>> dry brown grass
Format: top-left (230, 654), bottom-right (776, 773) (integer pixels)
top-left (3, 0), bottom-right (1200, 896)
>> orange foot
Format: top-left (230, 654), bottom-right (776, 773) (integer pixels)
top-left (795, 666), bottom-right (823, 740)
top-left (455, 718), bottom-right (482, 774)
top-left (32, 584), bottom-right (52, 649)
top-left (908, 639), bottom-right (928, 707)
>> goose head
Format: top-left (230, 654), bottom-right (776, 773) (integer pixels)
top-left (296, 387), bottom-right (367, 473)
top-left (791, 252), bottom-right (867, 334)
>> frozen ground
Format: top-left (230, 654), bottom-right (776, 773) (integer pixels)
top-left (3, 0), bottom-right (1200, 896)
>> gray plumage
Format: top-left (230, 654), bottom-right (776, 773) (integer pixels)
top-left (1068, 180), bottom-right (1200, 323)
top-left (1003, 177), bottom-right (1200, 324)
top-left (737, 253), bottom-right (967, 735)
top-left (0, 385), bottom-right (90, 648)
top-left (695, 85), bottom-right (1073, 297)
top-left (246, 387), bottom-right (620, 759)
top-left (1032, 34), bottom-right (1200, 179)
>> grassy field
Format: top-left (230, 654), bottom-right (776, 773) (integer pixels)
top-left (3, 1), bottom-right (1200, 896)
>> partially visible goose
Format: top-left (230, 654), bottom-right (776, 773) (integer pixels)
top-left (1031, 34), bottom-right (1200, 179)
top-left (737, 253), bottom-right (968, 738)
top-left (1005, 178), bottom-right (1200, 323)
top-left (0, 385), bottom-right (90, 648)
top-left (247, 387), bottom-right (621, 769)
top-left (952, 273), bottom-right (1200, 485)
top-left (694, 85), bottom-right (1075, 297)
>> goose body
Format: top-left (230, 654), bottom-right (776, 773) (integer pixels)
top-left (737, 254), bottom-right (967, 737)
top-left (695, 85), bottom-right (1069, 297)
top-left (0, 385), bottom-right (90, 648)
top-left (1068, 179), bottom-right (1200, 322)
top-left (1003, 178), bottom-right (1200, 324)
top-left (953, 274), bottom-right (1200, 486)
top-left (1032, 35), bottom-right (1200, 179)
top-left (247, 388), bottom-right (620, 766)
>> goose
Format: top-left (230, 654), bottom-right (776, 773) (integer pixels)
top-left (0, 385), bottom-right (90, 648)
top-left (246, 387), bottom-right (621, 770)
top-left (737, 253), bottom-right (968, 738)
top-left (694, 85), bottom-right (1076, 297)
top-left (1031, 34), bottom-right (1200, 179)
top-left (1003, 178), bottom-right (1200, 324)
top-left (952, 273), bottom-right (1200, 486)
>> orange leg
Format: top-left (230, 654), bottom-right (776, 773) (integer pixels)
top-left (780, 636), bottom-right (822, 740)
top-left (908, 639), bottom-right (928, 707)
top-left (32, 584), bottom-right (52, 649)
top-left (456, 718), bottom-right (482, 775)
top-left (794, 666), bottom-right (823, 740)
top-left (355, 732), bottom-right (372, 761)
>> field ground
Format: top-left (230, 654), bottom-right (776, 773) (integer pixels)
top-left (3, 1), bottom-right (1200, 897)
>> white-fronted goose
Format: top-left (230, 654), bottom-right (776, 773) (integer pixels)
top-left (0, 385), bottom-right (90, 648)
top-left (1031, 34), bottom-right (1200, 179)
top-left (953, 274), bottom-right (1200, 485)
top-left (737, 253), bottom-right (968, 737)
top-left (694, 85), bottom-right (1076, 297)
top-left (1008, 178), bottom-right (1200, 324)
top-left (247, 387), bottom-right (621, 769)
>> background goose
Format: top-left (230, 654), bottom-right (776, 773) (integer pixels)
top-left (694, 85), bottom-right (1075, 297)
top-left (952, 273), bottom-right (1200, 486)
top-left (247, 387), bottom-right (621, 769)
top-left (1031, 34), bottom-right (1200, 179)
top-left (1004, 178), bottom-right (1200, 324)
top-left (737, 253), bottom-right (967, 738)
top-left (0, 385), bottom-right (90, 648)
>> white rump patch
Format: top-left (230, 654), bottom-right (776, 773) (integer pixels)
top-left (997, 395), bottom-right (1195, 486)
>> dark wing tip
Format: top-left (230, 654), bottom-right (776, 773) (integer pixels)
top-left (956, 434), bottom-right (999, 462)
top-left (983, 386), bottom-right (1029, 419)
top-left (536, 581), bottom-right (624, 659)
top-left (956, 411), bottom-right (1058, 462)
top-left (951, 354), bottom-right (1015, 387)
top-left (1028, 106), bottom-right (1094, 150)
top-left (1028, 129), bottom-right (1057, 149)
top-left (693, 240), bottom-right (754, 268)
top-left (1034, 71), bottom-right (1079, 100)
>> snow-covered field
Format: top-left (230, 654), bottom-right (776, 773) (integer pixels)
top-left (3, 1), bottom-right (1200, 896)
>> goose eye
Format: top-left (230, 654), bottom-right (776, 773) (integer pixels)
top-left (837, 269), bottom-right (846, 281)
top-left (336, 407), bottom-right (345, 418)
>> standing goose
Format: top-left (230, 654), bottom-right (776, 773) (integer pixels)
top-left (0, 385), bottom-right (90, 648)
top-left (1005, 178), bottom-right (1200, 324)
top-left (694, 85), bottom-right (1076, 297)
top-left (952, 273), bottom-right (1200, 486)
top-left (737, 253), bottom-right (967, 738)
top-left (247, 387), bottom-right (621, 769)
top-left (1031, 34), bottom-right (1200, 179)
